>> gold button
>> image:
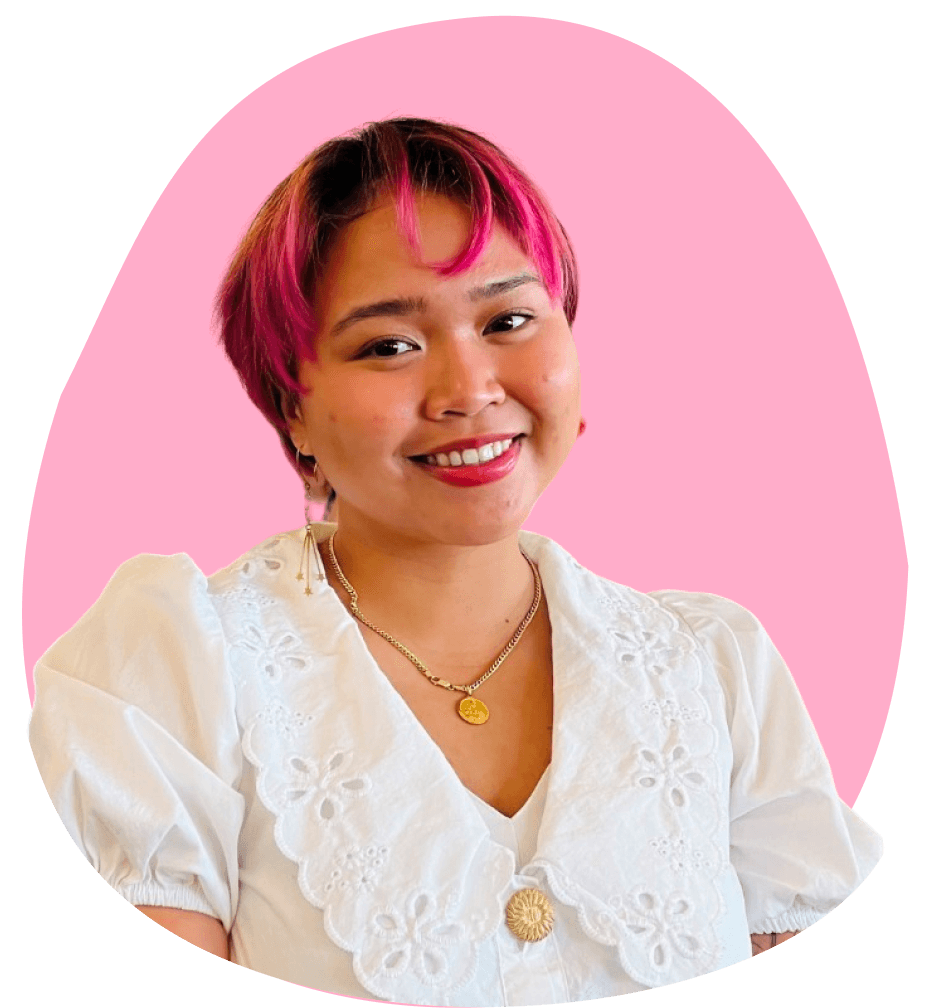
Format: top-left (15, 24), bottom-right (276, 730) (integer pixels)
top-left (505, 888), bottom-right (554, 942)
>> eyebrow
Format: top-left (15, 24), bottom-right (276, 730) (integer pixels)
top-left (467, 272), bottom-right (543, 300)
top-left (330, 273), bottom-right (544, 338)
top-left (331, 296), bottom-right (427, 338)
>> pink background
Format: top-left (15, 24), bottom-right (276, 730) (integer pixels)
top-left (23, 17), bottom-right (905, 806)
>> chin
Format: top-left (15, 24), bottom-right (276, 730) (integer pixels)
top-left (417, 502), bottom-right (532, 548)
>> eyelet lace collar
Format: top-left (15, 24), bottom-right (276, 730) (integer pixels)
top-left (209, 526), bottom-right (727, 1002)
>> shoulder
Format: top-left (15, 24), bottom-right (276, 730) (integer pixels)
top-left (42, 552), bottom-right (215, 665)
top-left (35, 551), bottom-right (233, 739)
top-left (525, 532), bottom-right (752, 629)
top-left (648, 590), bottom-right (779, 665)
top-left (39, 528), bottom-right (306, 676)
top-left (648, 590), bottom-right (765, 637)
top-left (525, 532), bottom-right (783, 692)
top-left (647, 590), bottom-right (796, 718)
top-left (93, 550), bottom-right (208, 599)
top-left (522, 531), bottom-right (764, 624)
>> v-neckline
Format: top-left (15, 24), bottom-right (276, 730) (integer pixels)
top-left (304, 523), bottom-right (557, 830)
top-left (469, 763), bottom-right (551, 823)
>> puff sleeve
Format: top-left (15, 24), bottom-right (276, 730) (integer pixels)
top-left (29, 554), bottom-right (244, 931)
top-left (652, 591), bottom-right (882, 935)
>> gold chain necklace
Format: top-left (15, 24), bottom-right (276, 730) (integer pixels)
top-left (325, 534), bottom-right (542, 725)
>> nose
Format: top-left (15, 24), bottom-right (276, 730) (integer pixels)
top-left (423, 338), bottom-right (506, 420)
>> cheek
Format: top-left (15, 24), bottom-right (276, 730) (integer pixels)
top-left (312, 380), bottom-right (414, 457)
top-left (522, 343), bottom-right (581, 420)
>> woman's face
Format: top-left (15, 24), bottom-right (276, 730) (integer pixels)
top-left (289, 192), bottom-right (581, 547)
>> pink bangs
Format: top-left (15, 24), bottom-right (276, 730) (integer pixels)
top-left (390, 132), bottom-right (569, 307)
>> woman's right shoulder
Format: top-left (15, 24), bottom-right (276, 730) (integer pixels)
top-left (37, 551), bottom-right (225, 695)
top-left (42, 552), bottom-right (213, 652)
top-left (35, 527), bottom-right (318, 701)
top-left (76, 526), bottom-right (306, 624)
top-left (36, 528), bottom-right (301, 683)
top-left (95, 550), bottom-right (209, 602)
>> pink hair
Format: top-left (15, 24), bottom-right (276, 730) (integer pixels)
top-left (215, 117), bottom-right (579, 473)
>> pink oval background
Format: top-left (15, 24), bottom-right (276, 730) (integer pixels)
top-left (23, 16), bottom-right (905, 806)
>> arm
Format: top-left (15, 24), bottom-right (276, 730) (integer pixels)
top-left (750, 931), bottom-right (800, 956)
top-left (137, 906), bottom-right (229, 959)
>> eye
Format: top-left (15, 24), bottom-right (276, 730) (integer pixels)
top-left (359, 338), bottom-right (419, 359)
top-left (484, 312), bottom-right (534, 335)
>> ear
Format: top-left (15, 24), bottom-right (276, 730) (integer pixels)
top-left (284, 364), bottom-right (315, 455)
top-left (286, 403), bottom-right (313, 458)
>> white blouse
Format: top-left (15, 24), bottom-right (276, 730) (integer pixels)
top-left (29, 524), bottom-right (881, 1006)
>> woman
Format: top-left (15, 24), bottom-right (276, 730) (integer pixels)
top-left (29, 118), bottom-right (881, 1005)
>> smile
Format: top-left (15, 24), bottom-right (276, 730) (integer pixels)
top-left (411, 436), bottom-right (524, 487)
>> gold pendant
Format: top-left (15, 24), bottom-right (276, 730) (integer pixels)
top-left (458, 696), bottom-right (490, 724)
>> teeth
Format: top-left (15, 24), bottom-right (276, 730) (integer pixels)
top-left (423, 438), bottom-right (517, 468)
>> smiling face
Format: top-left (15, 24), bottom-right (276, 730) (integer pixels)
top-left (288, 192), bottom-right (581, 548)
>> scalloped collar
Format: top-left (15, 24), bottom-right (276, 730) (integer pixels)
top-left (210, 525), bottom-right (728, 1002)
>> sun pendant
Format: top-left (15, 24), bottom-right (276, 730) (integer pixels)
top-left (458, 696), bottom-right (490, 724)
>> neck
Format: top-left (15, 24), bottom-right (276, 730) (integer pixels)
top-left (320, 514), bottom-right (535, 658)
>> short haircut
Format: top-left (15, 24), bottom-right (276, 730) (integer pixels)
top-left (215, 117), bottom-right (579, 475)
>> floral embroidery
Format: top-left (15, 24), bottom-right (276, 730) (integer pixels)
top-left (323, 845), bottom-right (389, 897)
top-left (608, 606), bottom-right (693, 678)
top-left (240, 550), bottom-right (286, 579)
top-left (649, 835), bottom-right (715, 874)
top-left (230, 622), bottom-right (308, 682)
top-left (214, 584), bottom-right (277, 612)
top-left (254, 703), bottom-right (313, 739)
top-left (273, 749), bottom-right (369, 820)
top-left (597, 589), bottom-right (651, 609)
top-left (370, 892), bottom-right (464, 985)
top-left (633, 738), bottom-right (708, 808)
top-left (641, 698), bottom-right (702, 726)
top-left (612, 887), bottom-right (711, 973)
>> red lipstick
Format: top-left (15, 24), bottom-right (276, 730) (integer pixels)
top-left (413, 436), bottom-right (523, 487)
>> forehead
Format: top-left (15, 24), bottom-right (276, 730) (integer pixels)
top-left (314, 194), bottom-right (535, 317)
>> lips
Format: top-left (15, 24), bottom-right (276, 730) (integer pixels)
top-left (411, 436), bottom-right (524, 487)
